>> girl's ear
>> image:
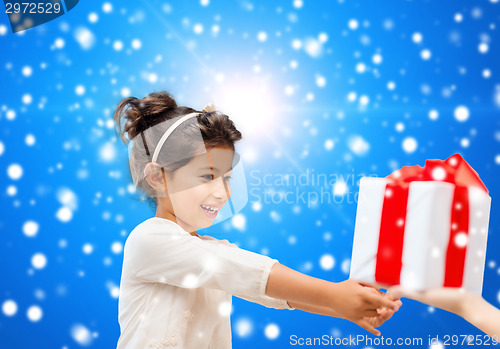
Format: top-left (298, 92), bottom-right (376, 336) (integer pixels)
top-left (144, 162), bottom-right (165, 192)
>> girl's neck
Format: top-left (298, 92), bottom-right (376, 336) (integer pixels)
top-left (155, 209), bottom-right (200, 238)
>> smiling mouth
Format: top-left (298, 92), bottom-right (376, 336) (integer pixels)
top-left (200, 204), bottom-right (221, 214)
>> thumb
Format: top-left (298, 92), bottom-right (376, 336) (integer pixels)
top-left (357, 280), bottom-right (381, 289)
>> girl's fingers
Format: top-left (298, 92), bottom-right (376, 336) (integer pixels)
top-left (381, 299), bottom-right (402, 312)
top-left (358, 280), bottom-right (382, 290)
top-left (356, 319), bottom-right (381, 336)
top-left (364, 286), bottom-right (384, 296)
top-left (358, 280), bottom-right (389, 290)
top-left (378, 308), bottom-right (395, 321)
top-left (363, 309), bottom-right (379, 317)
top-left (367, 292), bottom-right (399, 310)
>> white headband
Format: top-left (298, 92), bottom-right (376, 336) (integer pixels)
top-left (151, 103), bottom-right (216, 163)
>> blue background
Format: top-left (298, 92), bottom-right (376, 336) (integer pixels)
top-left (1, 0), bottom-right (500, 348)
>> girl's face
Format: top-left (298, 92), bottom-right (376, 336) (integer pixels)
top-left (164, 147), bottom-right (234, 231)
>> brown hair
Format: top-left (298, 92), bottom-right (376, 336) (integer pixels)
top-left (113, 91), bottom-right (242, 210)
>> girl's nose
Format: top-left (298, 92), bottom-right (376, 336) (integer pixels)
top-left (212, 176), bottom-right (230, 199)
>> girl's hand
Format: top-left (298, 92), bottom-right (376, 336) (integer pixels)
top-left (363, 287), bottom-right (402, 328)
top-left (330, 279), bottom-right (401, 336)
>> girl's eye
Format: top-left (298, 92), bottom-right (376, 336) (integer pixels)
top-left (201, 174), bottom-right (231, 181)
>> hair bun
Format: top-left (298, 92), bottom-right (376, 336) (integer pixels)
top-left (113, 91), bottom-right (195, 145)
top-left (139, 92), bottom-right (177, 117)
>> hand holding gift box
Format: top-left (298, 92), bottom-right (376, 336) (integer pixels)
top-left (349, 154), bottom-right (491, 295)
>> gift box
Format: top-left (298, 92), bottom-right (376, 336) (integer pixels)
top-left (349, 154), bottom-right (491, 295)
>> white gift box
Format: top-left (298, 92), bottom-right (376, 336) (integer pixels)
top-left (349, 176), bottom-right (491, 295)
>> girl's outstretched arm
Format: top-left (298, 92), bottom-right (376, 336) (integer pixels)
top-left (265, 263), bottom-right (400, 335)
top-left (286, 298), bottom-right (400, 332)
top-left (389, 286), bottom-right (500, 338)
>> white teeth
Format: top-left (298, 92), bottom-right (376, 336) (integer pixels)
top-left (201, 205), bottom-right (219, 213)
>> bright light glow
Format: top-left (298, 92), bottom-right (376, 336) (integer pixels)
top-left (211, 76), bottom-right (281, 134)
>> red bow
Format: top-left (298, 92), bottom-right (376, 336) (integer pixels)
top-left (386, 154), bottom-right (488, 193)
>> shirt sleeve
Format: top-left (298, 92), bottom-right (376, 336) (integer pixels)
top-left (233, 292), bottom-right (295, 310)
top-left (219, 239), bottom-right (295, 310)
top-left (128, 226), bottom-right (280, 299)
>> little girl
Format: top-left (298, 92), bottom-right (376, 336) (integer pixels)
top-left (113, 91), bottom-right (401, 349)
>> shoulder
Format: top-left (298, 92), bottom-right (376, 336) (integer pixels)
top-left (128, 218), bottom-right (188, 244)
top-left (200, 234), bottom-right (238, 248)
top-left (124, 218), bottom-right (199, 261)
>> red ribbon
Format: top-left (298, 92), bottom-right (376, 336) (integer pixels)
top-left (374, 154), bottom-right (487, 286)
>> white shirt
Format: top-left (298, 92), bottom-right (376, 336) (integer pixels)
top-left (116, 217), bottom-right (294, 349)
